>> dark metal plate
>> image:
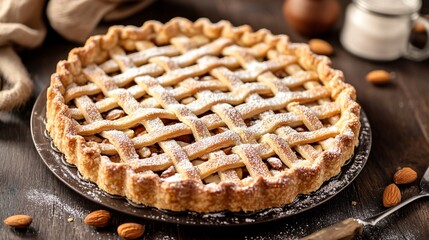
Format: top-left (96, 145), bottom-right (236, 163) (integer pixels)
top-left (31, 88), bottom-right (371, 225)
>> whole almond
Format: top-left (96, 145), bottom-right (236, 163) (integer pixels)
top-left (309, 39), bottom-right (334, 55)
top-left (366, 70), bottom-right (391, 84)
top-left (4, 214), bottom-right (32, 228)
top-left (117, 223), bottom-right (145, 239)
top-left (394, 167), bottom-right (417, 184)
top-left (383, 183), bottom-right (401, 207)
top-left (84, 210), bottom-right (111, 228)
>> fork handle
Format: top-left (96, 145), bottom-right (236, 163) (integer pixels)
top-left (365, 192), bottom-right (429, 225)
top-left (300, 218), bottom-right (363, 240)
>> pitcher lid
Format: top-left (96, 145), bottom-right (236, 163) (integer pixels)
top-left (355, 0), bottom-right (421, 16)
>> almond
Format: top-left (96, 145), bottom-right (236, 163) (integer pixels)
top-left (84, 210), bottom-right (111, 228)
top-left (117, 223), bottom-right (145, 240)
top-left (309, 39), bottom-right (334, 55)
top-left (383, 183), bottom-right (401, 207)
top-left (3, 214), bottom-right (32, 228)
top-left (365, 70), bottom-right (391, 84)
top-left (394, 167), bottom-right (417, 184)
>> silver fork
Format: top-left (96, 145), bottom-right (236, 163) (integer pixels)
top-left (301, 166), bottom-right (429, 240)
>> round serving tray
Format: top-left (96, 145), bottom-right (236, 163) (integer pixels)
top-left (31, 88), bottom-right (371, 226)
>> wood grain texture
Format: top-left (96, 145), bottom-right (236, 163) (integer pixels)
top-left (1, 0), bottom-right (429, 239)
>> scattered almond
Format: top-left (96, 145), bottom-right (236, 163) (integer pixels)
top-left (309, 39), bottom-right (334, 55)
top-left (84, 210), bottom-right (111, 228)
top-left (394, 167), bottom-right (418, 184)
top-left (383, 183), bottom-right (401, 207)
top-left (117, 223), bottom-right (145, 240)
top-left (3, 214), bottom-right (33, 228)
top-left (365, 70), bottom-right (391, 84)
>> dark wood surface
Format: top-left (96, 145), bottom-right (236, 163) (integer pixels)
top-left (1, 0), bottom-right (429, 239)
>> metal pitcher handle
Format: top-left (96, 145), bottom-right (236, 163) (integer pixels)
top-left (404, 14), bottom-right (429, 61)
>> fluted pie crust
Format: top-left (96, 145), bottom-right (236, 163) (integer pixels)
top-left (46, 18), bottom-right (360, 212)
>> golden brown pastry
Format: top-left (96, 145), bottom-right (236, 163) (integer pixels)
top-left (46, 17), bottom-right (360, 212)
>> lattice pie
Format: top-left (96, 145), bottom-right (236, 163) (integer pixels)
top-left (46, 18), bottom-right (360, 212)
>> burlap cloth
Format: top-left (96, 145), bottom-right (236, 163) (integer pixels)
top-left (0, 0), bottom-right (153, 111)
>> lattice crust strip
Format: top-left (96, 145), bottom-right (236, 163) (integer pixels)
top-left (46, 17), bottom-right (361, 212)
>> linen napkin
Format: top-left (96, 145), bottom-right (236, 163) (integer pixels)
top-left (0, 0), bottom-right (152, 111)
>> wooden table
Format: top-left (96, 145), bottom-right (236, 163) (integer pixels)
top-left (2, 0), bottom-right (429, 239)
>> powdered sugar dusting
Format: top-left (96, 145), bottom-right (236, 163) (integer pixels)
top-left (33, 20), bottom-right (372, 224)
top-left (26, 189), bottom-right (86, 218)
top-left (34, 110), bottom-right (369, 225)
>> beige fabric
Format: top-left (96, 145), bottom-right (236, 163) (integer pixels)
top-left (0, 0), bottom-right (152, 111)
top-left (0, 0), bottom-right (45, 111)
top-left (48, 0), bottom-right (154, 42)
top-left (0, 46), bottom-right (34, 111)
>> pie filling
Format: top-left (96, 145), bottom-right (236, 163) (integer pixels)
top-left (46, 17), bottom-right (361, 212)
